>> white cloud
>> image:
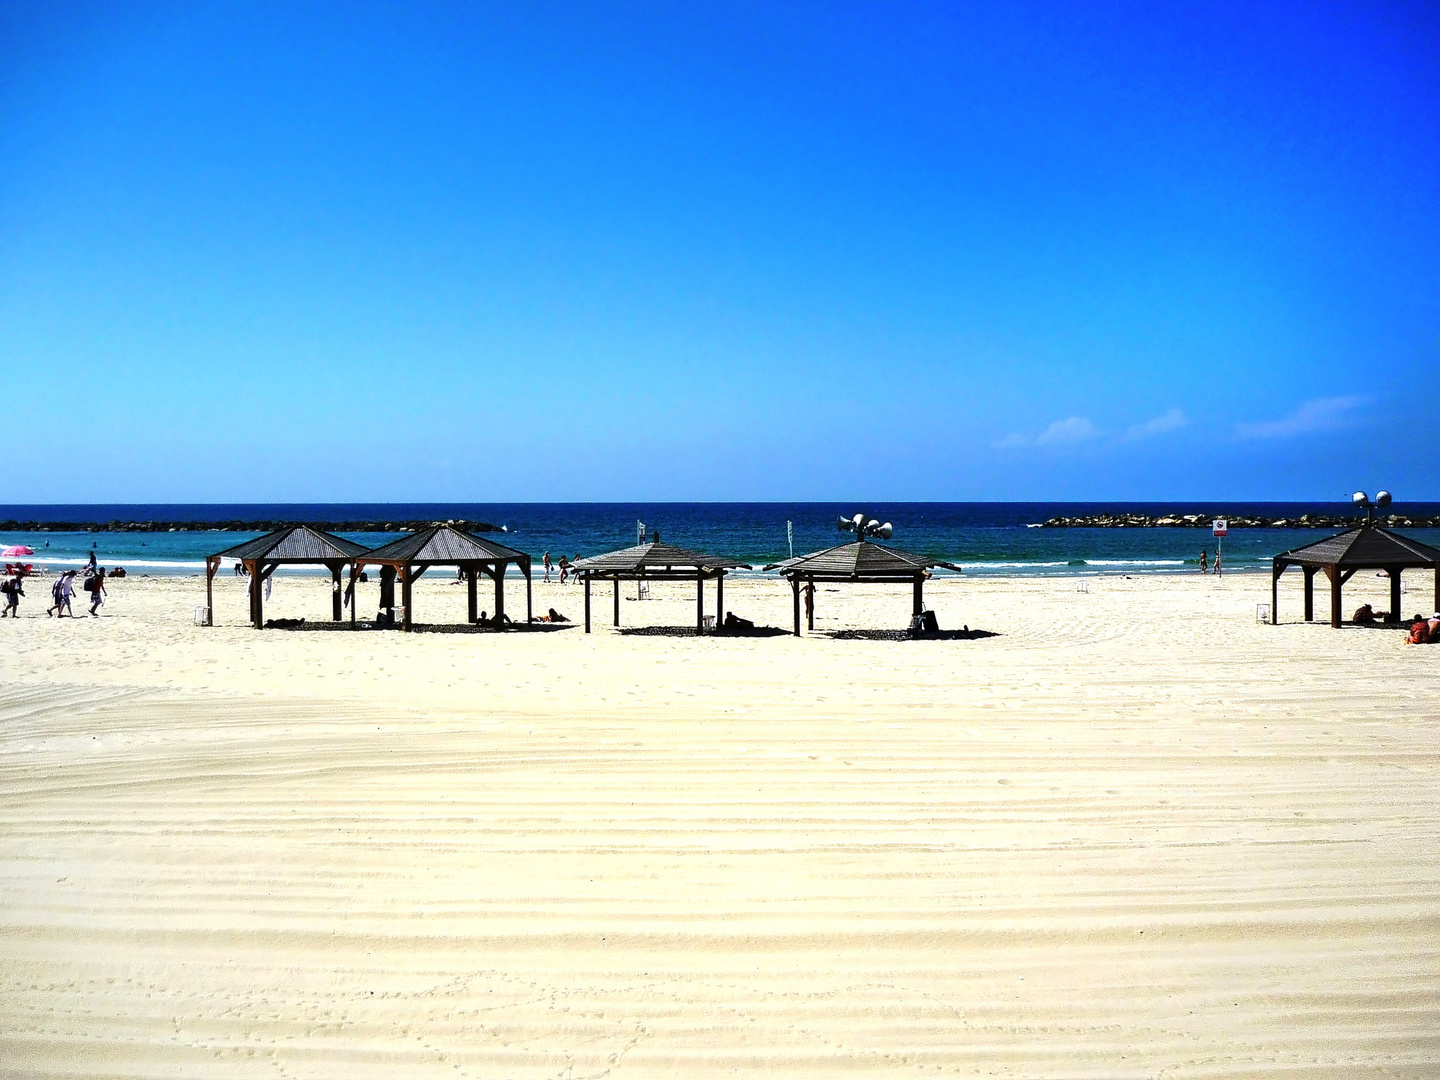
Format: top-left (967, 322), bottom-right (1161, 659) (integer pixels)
top-left (994, 416), bottom-right (1100, 449)
top-left (1125, 408), bottom-right (1187, 440)
top-left (1035, 416), bottom-right (1100, 445)
top-left (1235, 396), bottom-right (1368, 439)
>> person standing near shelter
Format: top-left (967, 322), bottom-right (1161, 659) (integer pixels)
top-left (802, 580), bottom-right (815, 624)
top-left (542, 551), bottom-right (552, 582)
top-left (1198, 550), bottom-right (1208, 573)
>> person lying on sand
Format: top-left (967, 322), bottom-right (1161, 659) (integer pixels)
top-left (723, 611), bottom-right (755, 631)
top-left (531, 607), bottom-right (570, 623)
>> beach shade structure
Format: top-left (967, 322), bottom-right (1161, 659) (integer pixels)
top-left (1271, 526), bottom-right (1440, 628)
top-left (355, 524), bottom-right (532, 631)
top-left (572, 540), bottom-right (750, 633)
top-left (771, 541), bottom-right (963, 636)
top-left (207, 525), bottom-right (369, 629)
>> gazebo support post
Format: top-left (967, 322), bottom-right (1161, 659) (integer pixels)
top-left (524, 560), bottom-right (532, 624)
top-left (1270, 560), bottom-right (1282, 624)
top-left (467, 566), bottom-right (478, 624)
top-left (247, 559), bottom-right (262, 629)
top-left (791, 576), bottom-right (801, 636)
top-left (331, 564), bottom-right (343, 621)
top-left (913, 576), bottom-right (924, 618)
top-left (401, 565), bottom-right (413, 632)
top-left (717, 572), bottom-right (723, 624)
top-left (696, 572), bottom-right (703, 631)
top-left (1327, 564), bottom-right (1341, 629)
top-left (494, 565), bottom-right (505, 622)
top-left (205, 556), bottom-right (219, 627)
top-left (1389, 568), bottom-right (1402, 623)
top-left (584, 574), bottom-right (592, 633)
top-left (349, 564), bottom-right (358, 625)
top-left (613, 578), bottom-right (620, 626)
top-left (1434, 564), bottom-right (1440, 615)
top-left (1303, 566), bottom-right (1316, 622)
top-left (806, 574), bottom-right (815, 631)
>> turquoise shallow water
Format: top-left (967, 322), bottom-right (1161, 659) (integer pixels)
top-left (3, 502), bottom-right (1437, 578)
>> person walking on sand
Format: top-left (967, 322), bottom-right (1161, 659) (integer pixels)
top-left (1198, 549), bottom-right (1208, 573)
top-left (86, 568), bottom-right (106, 616)
top-left (0, 574), bottom-right (22, 617)
top-left (543, 551), bottom-right (552, 583)
top-left (1213, 550), bottom-right (1222, 577)
top-left (55, 570), bottom-right (77, 617)
top-left (558, 555), bottom-right (570, 585)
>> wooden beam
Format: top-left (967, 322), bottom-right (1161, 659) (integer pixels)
top-left (205, 556), bottom-right (218, 627)
top-left (1327, 564), bottom-right (1341, 628)
top-left (913, 576), bottom-right (924, 617)
top-left (494, 564), bottom-right (505, 621)
top-left (696, 571), bottom-right (703, 630)
top-left (402, 565), bottom-right (413, 631)
top-left (717, 572), bottom-right (723, 625)
top-left (524, 560), bottom-right (533, 624)
top-left (792, 576), bottom-right (801, 636)
top-left (349, 563), bottom-right (357, 626)
top-left (248, 560), bottom-right (262, 629)
top-left (331, 566), bottom-right (343, 621)
top-left (613, 577), bottom-right (620, 626)
top-left (1303, 566), bottom-right (1316, 622)
top-left (1270, 560), bottom-right (1281, 625)
top-left (1389, 568), bottom-right (1402, 624)
top-left (584, 575), bottom-right (592, 633)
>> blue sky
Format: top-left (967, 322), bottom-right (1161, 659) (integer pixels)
top-left (1, 2), bottom-right (1437, 502)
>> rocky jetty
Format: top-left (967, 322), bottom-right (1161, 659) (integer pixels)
top-left (0, 519), bottom-right (503, 534)
top-left (1040, 512), bottom-right (1440, 529)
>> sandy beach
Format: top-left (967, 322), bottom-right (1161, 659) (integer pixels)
top-left (2, 567), bottom-right (1438, 1077)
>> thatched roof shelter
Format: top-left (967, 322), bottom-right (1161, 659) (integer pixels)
top-left (572, 540), bottom-right (750, 633)
top-left (1271, 525), bottom-right (1440, 627)
top-left (207, 525), bottom-right (369, 629)
top-left (772, 541), bottom-right (963, 636)
top-left (357, 525), bottom-right (532, 631)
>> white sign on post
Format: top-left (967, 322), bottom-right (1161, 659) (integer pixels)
top-left (1212, 519), bottom-right (1228, 537)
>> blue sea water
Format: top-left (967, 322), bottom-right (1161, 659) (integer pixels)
top-left (3, 502), bottom-right (1438, 578)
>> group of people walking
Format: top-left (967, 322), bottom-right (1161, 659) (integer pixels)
top-left (0, 552), bottom-right (107, 618)
top-left (1197, 549), bottom-right (1222, 575)
top-left (541, 551), bottom-right (583, 585)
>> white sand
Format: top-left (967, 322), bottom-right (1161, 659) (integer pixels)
top-left (1, 568), bottom-right (1438, 1077)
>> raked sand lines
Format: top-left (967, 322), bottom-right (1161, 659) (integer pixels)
top-left (2, 661), bottom-right (1439, 1077)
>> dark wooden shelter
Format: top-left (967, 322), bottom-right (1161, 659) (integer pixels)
top-left (773, 541), bottom-right (963, 636)
top-left (356, 525), bottom-right (532, 631)
top-left (207, 525), bottom-right (369, 629)
top-left (572, 540), bottom-right (750, 633)
top-left (1271, 526), bottom-right (1440, 628)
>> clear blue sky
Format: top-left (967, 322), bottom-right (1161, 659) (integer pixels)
top-left (2, 2), bottom-right (1436, 502)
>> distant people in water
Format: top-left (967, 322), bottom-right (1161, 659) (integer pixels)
top-left (542, 551), bottom-right (552, 582)
top-left (0, 574), bottom-right (23, 617)
top-left (1198, 550), bottom-right (1208, 573)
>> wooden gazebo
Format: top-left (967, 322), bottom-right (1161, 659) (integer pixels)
top-left (1271, 526), bottom-right (1440, 628)
top-left (206, 525), bottom-right (368, 629)
top-left (572, 540), bottom-right (750, 633)
top-left (356, 525), bottom-right (532, 631)
top-left (773, 541), bottom-right (963, 636)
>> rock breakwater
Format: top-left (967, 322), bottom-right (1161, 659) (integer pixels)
top-left (1040, 513), bottom-right (1440, 529)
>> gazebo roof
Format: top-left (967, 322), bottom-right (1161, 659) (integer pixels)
top-left (359, 524), bottom-right (529, 565)
top-left (774, 540), bottom-right (963, 579)
top-left (212, 525), bottom-right (368, 563)
top-left (1275, 526), bottom-right (1440, 568)
top-left (573, 540), bottom-right (750, 575)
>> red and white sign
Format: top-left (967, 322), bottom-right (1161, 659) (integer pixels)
top-left (1212, 519), bottom-right (1228, 537)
